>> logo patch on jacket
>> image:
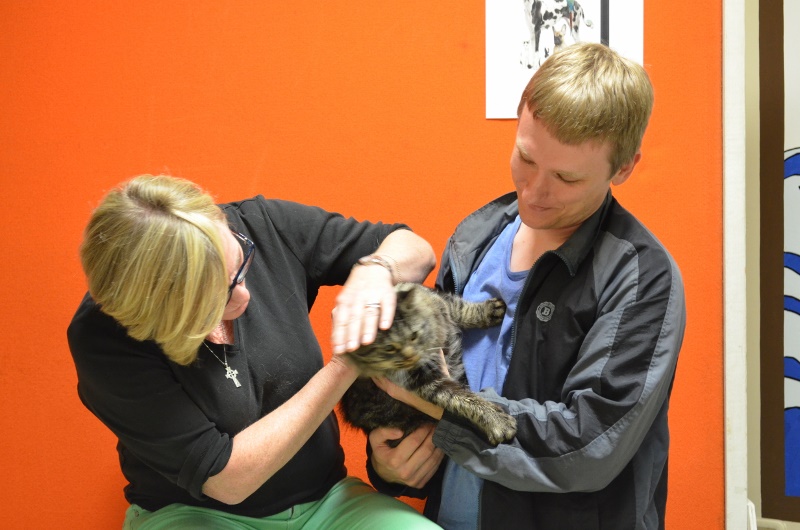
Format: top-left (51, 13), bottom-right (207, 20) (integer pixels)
top-left (536, 301), bottom-right (555, 322)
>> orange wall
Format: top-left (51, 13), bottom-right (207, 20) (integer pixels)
top-left (0, 3), bottom-right (723, 528)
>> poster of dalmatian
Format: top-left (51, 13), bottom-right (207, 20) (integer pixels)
top-left (486, 0), bottom-right (643, 119)
top-left (783, 0), bottom-right (800, 498)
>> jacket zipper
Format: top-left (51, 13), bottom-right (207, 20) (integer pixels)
top-left (448, 240), bottom-right (463, 296)
top-left (509, 250), bottom-right (570, 358)
top-left (509, 253), bottom-right (543, 357)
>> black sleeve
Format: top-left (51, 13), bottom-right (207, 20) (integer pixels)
top-left (225, 196), bottom-right (410, 289)
top-left (67, 297), bottom-right (231, 500)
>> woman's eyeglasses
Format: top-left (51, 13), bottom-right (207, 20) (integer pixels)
top-left (228, 231), bottom-right (255, 302)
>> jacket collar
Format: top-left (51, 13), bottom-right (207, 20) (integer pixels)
top-left (551, 190), bottom-right (614, 276)
top-left (444, 192), bottom-right (518, 294)
top-left (443, 191), bottom-right (615, 289)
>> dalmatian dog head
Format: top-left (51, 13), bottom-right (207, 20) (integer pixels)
top-left (520, 0), bottom-right (594, 69)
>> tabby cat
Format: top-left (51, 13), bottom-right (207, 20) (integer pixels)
top-left (340, 282), bottom-right (517, 446)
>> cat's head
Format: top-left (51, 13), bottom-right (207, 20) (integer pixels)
top-left (346, 283), bottom-right (445, 377)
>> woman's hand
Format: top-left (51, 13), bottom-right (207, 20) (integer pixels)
top-left (373, 376), bottom-right (445, 420)
top-left (330, 229), bottom-right (435, 355)
top-left (331, 263), bottom-right (396, 354)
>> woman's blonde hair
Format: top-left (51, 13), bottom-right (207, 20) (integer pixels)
top-left (517, 42), bottom-right (654, 176)
top-left (80, 175), bottom-right (229, 365)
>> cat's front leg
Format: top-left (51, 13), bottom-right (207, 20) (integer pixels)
top-left (418, 380), bottom-right (517, 446)
top-left (447, 297), bottom-right (507, 329)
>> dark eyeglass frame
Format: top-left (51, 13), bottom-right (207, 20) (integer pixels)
top-left (227, 231), bottom-right (255, 302)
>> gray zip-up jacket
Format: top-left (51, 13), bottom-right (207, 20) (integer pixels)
top-left (369, 191), bottom-right (686, 529)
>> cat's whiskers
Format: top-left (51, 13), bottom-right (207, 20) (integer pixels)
top-left (389, 369), bottom-right (413, 387)
top-left (415, 350), bottom-right (447, 373)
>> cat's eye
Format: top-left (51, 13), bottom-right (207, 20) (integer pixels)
top-left (384, 345), bottom-right (397, 353)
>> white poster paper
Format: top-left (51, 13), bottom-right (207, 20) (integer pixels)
top-left (486, 0), bottom-right (644, 119)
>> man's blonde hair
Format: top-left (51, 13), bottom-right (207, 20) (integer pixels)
top-left (517, 42), bottom-right (654, 175)
top-left (80, 175), bottom-right (229, 365)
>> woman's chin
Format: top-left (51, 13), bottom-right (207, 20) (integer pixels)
top-left (223, 302), bottom-right (248, 320)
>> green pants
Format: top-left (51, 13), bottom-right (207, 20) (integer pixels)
top-left (123, 477), bottom-right (440, 530)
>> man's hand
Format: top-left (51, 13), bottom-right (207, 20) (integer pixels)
top-left (369, 424), bottom-right (444, 489)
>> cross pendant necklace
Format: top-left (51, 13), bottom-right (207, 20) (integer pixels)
top-left (224, 365), bottom-right (241, 387)
top-left (203, 342), bottom-right (242, 388)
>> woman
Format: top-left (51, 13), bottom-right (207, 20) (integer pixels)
top-left (67, 175), bottom-right (440, 529)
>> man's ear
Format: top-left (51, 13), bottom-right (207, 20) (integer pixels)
top-left (611, 152), bottom-right (642, 186)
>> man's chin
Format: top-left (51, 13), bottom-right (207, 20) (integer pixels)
top-left (519, 211), bottom-right (553, 230)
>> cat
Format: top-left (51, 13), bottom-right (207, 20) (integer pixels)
top-left (340, 282), bottom-right (517, 446)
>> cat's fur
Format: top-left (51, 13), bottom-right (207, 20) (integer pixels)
top-left (340, 283), bottom-right (517, 446)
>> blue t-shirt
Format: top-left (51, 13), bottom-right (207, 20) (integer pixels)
top-left (437, 216), bottom-right (527, 529)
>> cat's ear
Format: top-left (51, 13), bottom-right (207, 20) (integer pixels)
top-left (394, 282), bottom-right (415, 304)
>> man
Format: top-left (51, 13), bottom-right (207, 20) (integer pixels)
top-left (366, 42), bottom-right (686, 529)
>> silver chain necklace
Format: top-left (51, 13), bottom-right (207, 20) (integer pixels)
top-left (203, 342), bottom-right (242, 388)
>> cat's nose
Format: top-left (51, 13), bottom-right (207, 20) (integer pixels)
top-left (400, 349), bottom-right (419, 365)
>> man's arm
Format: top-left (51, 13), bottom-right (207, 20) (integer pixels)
top-left (371, 255), bottom-right (686, 494)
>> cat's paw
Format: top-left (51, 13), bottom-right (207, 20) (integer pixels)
top-left (483, 407), bottom-right (517, 446)
top-left (485, 298), bottom-right (507, 326)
